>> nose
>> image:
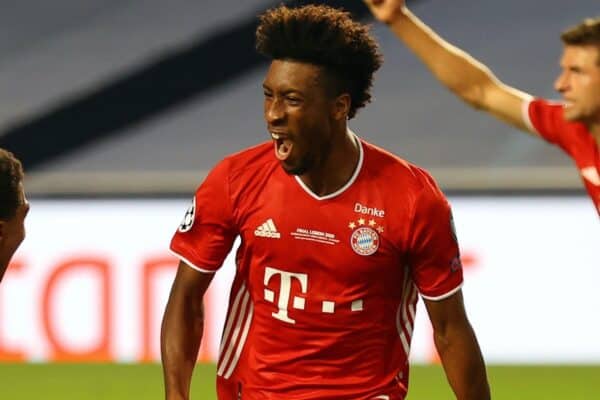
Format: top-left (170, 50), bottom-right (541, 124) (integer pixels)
top-left (265, 97), bottom-right (285, 125)
top-left (554, 71), bottom-right (568, 93)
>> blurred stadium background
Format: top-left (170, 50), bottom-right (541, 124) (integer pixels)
top-left (0, 0), bottom-right (598, 398)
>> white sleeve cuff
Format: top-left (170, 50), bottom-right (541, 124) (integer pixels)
top-left (169, 249), bottom-right (217, 274)
top-left (419, 282), bottom-right (463, 301)
top-left (521, 96), bottom-right (538, 134)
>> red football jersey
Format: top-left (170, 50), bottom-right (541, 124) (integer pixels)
top-left (171, 136), bottom-right (463, 400)
top-left (525, 98), bottom-right (600, 215)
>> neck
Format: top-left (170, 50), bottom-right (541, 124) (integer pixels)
top-left (299, 127), bottom-right (359, 197)
top-left (0, 253), bottom-right (10, 282)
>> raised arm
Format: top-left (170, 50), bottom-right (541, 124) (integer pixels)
top-left (161, 261), bottom-right (215, 400)
top-left (364, 0), bottom-right (536, 134)
top-left (424, 291), bottom-right (490, 400)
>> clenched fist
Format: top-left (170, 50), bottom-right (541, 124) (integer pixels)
top-left (362, 0), bottom-right (406, 25)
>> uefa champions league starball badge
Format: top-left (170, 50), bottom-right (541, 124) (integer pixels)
top-left (348, 218), bottom-right (383, 256)
top-left (178, 197), bottom-right (196, 233)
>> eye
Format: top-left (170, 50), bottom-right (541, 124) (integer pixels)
top-left (569, 67), bottom-right (582, 74)
top-left (285, 96), bottom-right (302, 105)
top-left (263, 91), bottom-right (273, 99)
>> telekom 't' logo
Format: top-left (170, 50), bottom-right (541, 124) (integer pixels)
top-left (263, 267), bottom-right (308, 324)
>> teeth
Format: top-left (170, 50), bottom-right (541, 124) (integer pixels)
top-left (271, 132), bottom-right (281, 140)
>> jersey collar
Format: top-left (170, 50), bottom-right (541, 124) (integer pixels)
top-left (294, 130), bottom-right (364, 201)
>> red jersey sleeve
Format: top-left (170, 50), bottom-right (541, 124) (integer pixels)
top-left (407, 172), bottom-right (463, 300)
top-left (170, 159), bottom-right (237, 273)
top-left (526, 98), bottom-right (569, 150)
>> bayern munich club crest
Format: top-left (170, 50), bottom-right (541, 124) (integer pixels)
top-left (350, 227), bottom-right (380, 256)
top-left (348, 218), bottom-right (384, 256)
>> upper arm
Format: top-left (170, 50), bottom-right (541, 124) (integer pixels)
top-left (423, 289), bottom-right (470, 335)
top-left (170, 159), bottom-right (237, 274)
top-left (166, 261), bottom-right (215, 311)
top-left (408, 175), bottom-right (463, 300)
top-left (475, 78), bottom-right (536, 135)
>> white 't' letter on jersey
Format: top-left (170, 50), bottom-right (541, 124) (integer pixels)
top-left (264, 267), bottom-right (308, 324)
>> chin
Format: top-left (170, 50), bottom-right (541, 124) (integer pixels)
top-left (562, 108), bottom-right (581, 122)
top-left (280, 158), bottom-right (311, 176)
top-left (281, 164), bottom-right (309, 176)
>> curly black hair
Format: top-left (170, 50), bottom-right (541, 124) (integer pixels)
top-left (256, 4), bottom-right (383, 119)
top-left (0, 148), bottom-right (24, 220)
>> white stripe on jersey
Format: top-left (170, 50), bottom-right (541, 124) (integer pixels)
top-left (218, 288), bottom-right (251, 376)
top-left (223, 301), bottom-right (254, 379)
top-left (218, 284), bottom-right (247, 356)
top-left (403, 284), bottom-right (417, 338)
top-left (217, 284), bottom-right (253, 377)
top-left (396, 270), bottom-right (417, 358)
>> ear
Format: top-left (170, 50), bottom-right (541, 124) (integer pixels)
top-left (332, 93), bottom-right (351, 121)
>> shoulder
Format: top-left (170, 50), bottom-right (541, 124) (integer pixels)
top-left (360, 139), bottom-right (449, 232)
top-left (209, 142), bottom-right (278, 184)
top-left (527, 98), bottom-right (586, 133)
top-left (360, 139), bottom-right (443, 199)
top-left (526, 97), bottom-right (563, 122)
top-left (529, 98), bottom-right (563, 111)
top-left (526, 98), bottom-right (591, 150)
top-left (222, 141), bottom-right (275, 171)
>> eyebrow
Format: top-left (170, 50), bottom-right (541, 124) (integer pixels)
top-left (262, 85), bottom-right (304, 96)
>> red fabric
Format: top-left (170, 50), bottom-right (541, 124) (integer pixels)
top-left (171, 138), bottom-right (463, 399)
top-left (528, 99), bottom-right (600, 215)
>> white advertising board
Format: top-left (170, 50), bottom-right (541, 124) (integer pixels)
top-left (0, 196), bottom-right (597, 363)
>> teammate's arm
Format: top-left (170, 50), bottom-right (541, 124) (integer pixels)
top-left (363, 0), bottom-right (536, 134)
top-left (161, 261), bottom-right (215, 400)
top-left (424, 290), bottom-right (490, 400)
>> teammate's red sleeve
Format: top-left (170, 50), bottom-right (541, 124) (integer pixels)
top-left (525, 98), bottom-right (568, 147)
top-left (170, 159), bottom-right (237, 273)
top-left (406, 173), bottom-right (463, 300)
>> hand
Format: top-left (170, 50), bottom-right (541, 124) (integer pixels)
top-left (362, 0), bottom-right (406, 25)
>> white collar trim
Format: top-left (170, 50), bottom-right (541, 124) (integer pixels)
top-left (294, 130), bottom-right (364, 201)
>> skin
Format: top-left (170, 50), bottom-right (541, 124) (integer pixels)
top-left (161, 59), bottom-right (357, 400)
top-left (555, 45), bottom-right (600, 131)
top-left (424, 292), bottom-right (490, 400)
top-left (0, 183), bottom-right (29, 282)
top-left (162, 58), bottom-right (490, 400)
top-left (262, 59), bottom-right (358, 196)
top-left (161, 262), bottom-right (213, 400)
top-left (364, 0), bottom-right (600, 146)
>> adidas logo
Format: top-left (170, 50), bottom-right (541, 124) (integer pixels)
top-left (254, 218), bottom-right (281, 239)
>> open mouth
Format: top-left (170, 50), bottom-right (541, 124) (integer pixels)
top-left (271, 132), bottom-right (293, 161)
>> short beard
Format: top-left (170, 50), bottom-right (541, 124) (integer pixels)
top-left (283, 155), bottom-right (313, 175)
top-left (283, 136), bottom-right (333, 176)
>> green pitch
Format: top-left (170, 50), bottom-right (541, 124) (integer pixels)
top-left (0, 363), bottom-right (598, 399)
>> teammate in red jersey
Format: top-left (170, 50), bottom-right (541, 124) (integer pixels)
top-left (161, 5), bottom-right (489, 400)
top-left (0, 148), bottom-right (29, 283)
top-left (364, 0), bottom-right (600, 215)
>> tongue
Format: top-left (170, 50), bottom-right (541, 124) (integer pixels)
top-left (274, 139), bottom-right (293, 161)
